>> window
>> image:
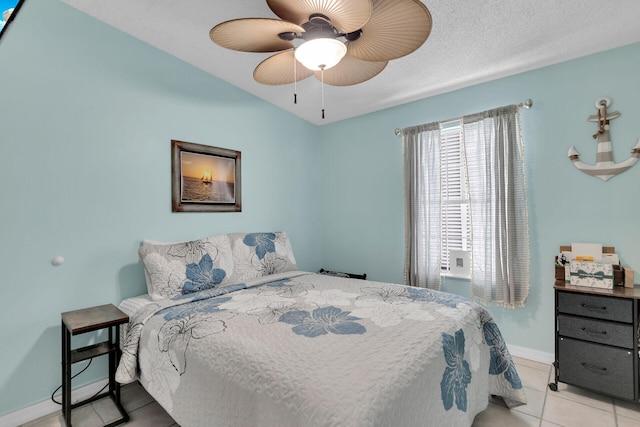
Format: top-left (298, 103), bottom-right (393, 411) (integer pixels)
top-left (403, 104), bottom-right (529, 307)
top-left (439, 121), bottom-right (471, 275)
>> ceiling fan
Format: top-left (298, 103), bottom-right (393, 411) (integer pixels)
top-left (209, 0), bottom-right (432, 89)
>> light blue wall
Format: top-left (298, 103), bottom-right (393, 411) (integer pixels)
top-left (318, 42), bottom-right (640, 355)
top-left (0, 1), bottom-right (322, 415)
top-left (2, 0), bottom-right (640, 419)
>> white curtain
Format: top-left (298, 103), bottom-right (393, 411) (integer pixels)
top-left (463, 106), bottom-right (529, 307)
top-left (402, 123), bottom-right (442, 290)
top-left (403, 105), bottom-right (529, 307)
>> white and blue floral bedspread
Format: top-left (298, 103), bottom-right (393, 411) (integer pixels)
top-left (116, 272), bottom-right (526, 427)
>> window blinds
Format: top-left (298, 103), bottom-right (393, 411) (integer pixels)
top-left (440, 123), bottom-right (471, 272)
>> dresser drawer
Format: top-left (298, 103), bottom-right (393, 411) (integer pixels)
top-left (558, 314), bottom-right (634, 348)
top-left (558, 337), bottom-right (635, 400)
top-left (557, 292), bottom-right (632, 323)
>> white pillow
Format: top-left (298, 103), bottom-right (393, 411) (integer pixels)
top-left (227, 231), bottom-right (297, 282)
top-left (139, 234), bottom-right (234, 300)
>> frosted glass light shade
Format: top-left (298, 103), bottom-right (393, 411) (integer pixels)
top-left (294, 38), bottom-right (347, 71)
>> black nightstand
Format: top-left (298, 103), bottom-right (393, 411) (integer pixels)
top-left (549, 282), bottom-right (640, 401)
top-left (61, 304), bottom-right (129, 427)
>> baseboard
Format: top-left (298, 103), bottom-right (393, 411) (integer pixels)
top-left (0, 379), bottom-right (108, 427)
top-left (508, 343), bottom-right (554, 365)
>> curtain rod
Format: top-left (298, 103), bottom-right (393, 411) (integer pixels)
top-left (394, 99), bottom-right (533, 136)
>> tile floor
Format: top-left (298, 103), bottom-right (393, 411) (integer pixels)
top-left (473, 356), bottom-right (640, 427)
top-left (20, 356), bottom-right (640, 427)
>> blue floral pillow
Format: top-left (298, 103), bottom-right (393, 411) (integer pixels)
top-left (139, 234), bottom-right (234, 300)
top-left (227, 232), bottom-right (297, 282)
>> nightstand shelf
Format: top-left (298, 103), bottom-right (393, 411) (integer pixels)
top-left (61, 304), bottom-right (129, 427)
top-left (70, 341), bottom-right (117, 364)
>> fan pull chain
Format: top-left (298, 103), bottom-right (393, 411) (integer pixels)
top-left (321, 67), bottom-right (325, 119)
top-left (293, 49), bottom-right (297, 104)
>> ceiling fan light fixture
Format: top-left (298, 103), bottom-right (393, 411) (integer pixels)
top-left (294, 38), bottom-right (347, 71)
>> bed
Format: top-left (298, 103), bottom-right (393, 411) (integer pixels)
top-left (116, 232), bottom-right (526, 427)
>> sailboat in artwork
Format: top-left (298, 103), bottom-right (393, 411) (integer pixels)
top-left (201, 171), bottom-right (213, 184)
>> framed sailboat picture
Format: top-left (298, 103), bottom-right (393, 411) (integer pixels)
top-left (171, 140), bottom-right (242, 212)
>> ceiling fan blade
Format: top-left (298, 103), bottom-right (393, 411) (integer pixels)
top-left (210, 18), bottom-right (304, 52)
top-left (254, 51), bottom-right (314, 85)
top-left (347, 0), bottom-right (432, 62)
top-left (267, 0), bottom-right (372, 33)
top-left (313, 54), bottom-right (387, 86)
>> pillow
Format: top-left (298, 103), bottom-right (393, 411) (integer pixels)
top-left (227, 231), bottom-right (297, 282)
top-left (140, 239), bottom-right (176, 293)
top-left (139, 234), bottom-right (234, 300)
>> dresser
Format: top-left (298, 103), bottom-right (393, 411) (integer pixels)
top-left (550, 281), bottom-right (640, 402)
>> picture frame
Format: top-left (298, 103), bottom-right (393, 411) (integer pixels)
top-left (171, 140), bottom-right (241, 212)
top-left (0, 0), bottom-right (25, 42)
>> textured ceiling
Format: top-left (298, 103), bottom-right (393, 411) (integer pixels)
top-left (61, 0), bottom-right (640, 125)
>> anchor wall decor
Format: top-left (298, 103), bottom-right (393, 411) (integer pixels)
top-left (567, 97), bottom-right (640, 181)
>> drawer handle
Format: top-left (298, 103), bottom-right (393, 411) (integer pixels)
top-left (581, 327), bottom-right (607, 335)
top-left (580, 303), bottom-right (606, 310)
top-left (580, 362), bottom-right (607, 372)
